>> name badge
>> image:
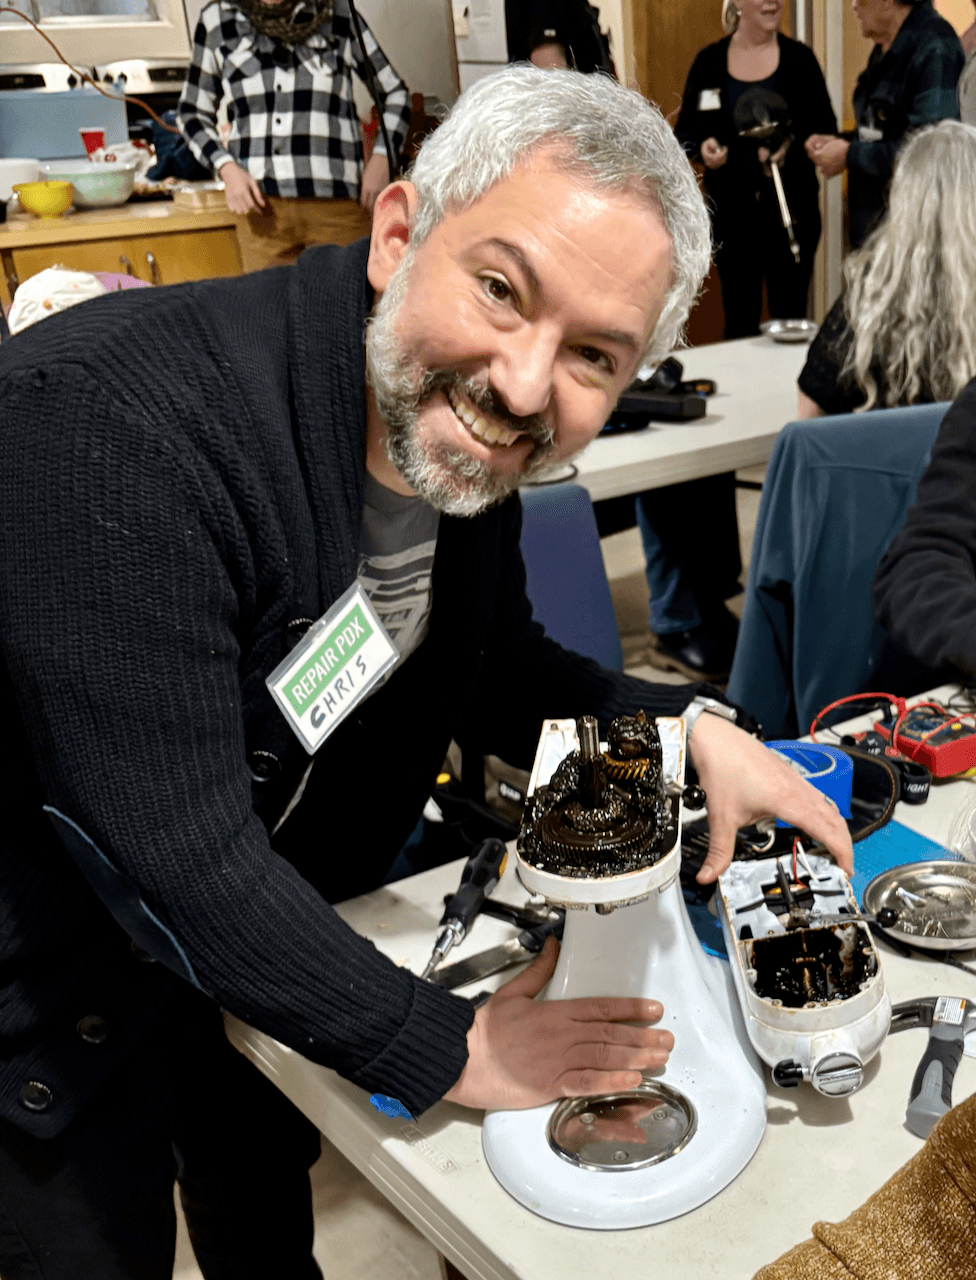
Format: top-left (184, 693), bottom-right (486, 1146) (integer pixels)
top-left (698, 88), bottom-right (721, 111)
top-left (266, 582), bottom-right (398, 754)
top-left (858, 124), bottom-right (883, 142)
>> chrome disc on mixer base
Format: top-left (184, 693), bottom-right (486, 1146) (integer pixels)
top-left (548, 1079), bottom-right (697, 1171)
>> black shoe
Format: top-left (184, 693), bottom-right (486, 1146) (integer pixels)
top-left (651, 621), bottom-right (737, 681)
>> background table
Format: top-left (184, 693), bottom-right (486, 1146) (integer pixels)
top-left (570, 336), bottom-right (808, 502)
top-left (226, 690), bottom-right (976, 1280)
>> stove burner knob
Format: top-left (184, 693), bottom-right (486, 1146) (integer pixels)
top-left (772, 1059), bottom-right (804, 1088)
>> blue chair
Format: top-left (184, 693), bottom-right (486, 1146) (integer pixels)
top-left (519, 482), bottom-right (623, 670)
top-left (726, 403), bottom-right (950, 739)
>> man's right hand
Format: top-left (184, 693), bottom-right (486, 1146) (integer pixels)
top-left (442, 936), bottom-right (673, 1111)
top-left (700, 137), bottom-right (729, 169)
top-left (219, 161), bottom-right (268, 214)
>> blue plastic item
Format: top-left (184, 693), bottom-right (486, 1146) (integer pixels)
top-left (519, 483), bottom-right (624, 670)
top-left (766, 740), bottom-right (854, 825)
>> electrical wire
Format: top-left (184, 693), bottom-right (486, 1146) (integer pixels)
top-left (0, 5), bottom-right (180, 132)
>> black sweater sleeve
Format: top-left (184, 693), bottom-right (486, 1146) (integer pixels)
top-left (0, 354), bottom-right (473, 1118)
top-left (873, 378), bottom-right (976, 679)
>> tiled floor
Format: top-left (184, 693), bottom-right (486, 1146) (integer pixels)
top-left (172, 468), bottom-right (765, 1279)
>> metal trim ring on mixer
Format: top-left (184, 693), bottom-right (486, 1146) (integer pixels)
top-left (547, 1079), bottom-right (697, 1171)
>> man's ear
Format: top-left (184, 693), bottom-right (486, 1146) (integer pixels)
top-left (367, 180), bottom-right (419, 292)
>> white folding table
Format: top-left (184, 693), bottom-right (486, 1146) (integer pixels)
top-left (569, 335), bottom-right (808, 502)
top-left (226, 690), bottom-right (976, 1280)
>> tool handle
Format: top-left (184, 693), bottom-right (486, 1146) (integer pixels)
top-left (439, 838), bottom-right (508, 940)
top-left (516, 912), bottom-right (566, 953)
top-left (906, 1022), bottom-right (965, 1138)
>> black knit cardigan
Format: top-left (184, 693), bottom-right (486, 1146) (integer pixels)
top-left (0, 240), bottom-right (702, 1136)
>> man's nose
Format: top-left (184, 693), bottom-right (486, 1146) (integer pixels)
top-left (489, 328), bottom-right (558, 420)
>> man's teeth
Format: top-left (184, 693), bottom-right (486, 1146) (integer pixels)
top-left (448, 389), bottom-right (522, 447)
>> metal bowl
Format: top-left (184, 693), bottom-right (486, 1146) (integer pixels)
top-left (863, 860), bottom-right (976, 951)
top-left (760, 318), bottom-right (819, 344)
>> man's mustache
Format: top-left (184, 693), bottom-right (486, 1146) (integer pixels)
top-left (418, 370), bottom-right (554, 448)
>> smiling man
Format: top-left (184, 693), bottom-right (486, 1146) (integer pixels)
top-left (0, 67), bottom-right (851, 1277)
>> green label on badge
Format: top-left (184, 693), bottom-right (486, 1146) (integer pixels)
top-left (283, 604), bottom-right (373, 717)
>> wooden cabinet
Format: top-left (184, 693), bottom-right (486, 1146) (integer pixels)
top-left (0, 204), bottom-right (242, 308)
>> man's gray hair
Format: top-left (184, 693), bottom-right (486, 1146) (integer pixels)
top-left (407, 66), bottom-right (711, 363)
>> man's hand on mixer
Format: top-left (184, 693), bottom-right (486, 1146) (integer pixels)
top-left (687, 714), bottom-right (854, 885)
top-left (442, 937), bottom-right (673, 1110)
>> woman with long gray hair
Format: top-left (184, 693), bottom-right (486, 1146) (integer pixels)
top-left (799, 120), bottom-right (976, 416)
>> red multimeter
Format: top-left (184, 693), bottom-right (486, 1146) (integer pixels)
top-left (874, 706), bottom-right (976, 777)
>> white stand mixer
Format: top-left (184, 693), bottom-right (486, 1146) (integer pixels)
top-left (482, 714), bottom-right (768, 1229)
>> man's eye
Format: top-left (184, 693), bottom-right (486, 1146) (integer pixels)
top-left (483, 276), bottom-right (513, 303)
top-left (578, 346), bottom-right (615, 373)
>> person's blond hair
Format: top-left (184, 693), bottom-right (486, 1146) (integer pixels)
top-left (843, 121), bottom-right (976, 410)
top-left (721, 0), bottom-right (740, 34)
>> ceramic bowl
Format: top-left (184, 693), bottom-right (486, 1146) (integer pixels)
top-left (41, 160), bottom-right (136, 209)
top-left (12, 181), bottom-right (74, 219)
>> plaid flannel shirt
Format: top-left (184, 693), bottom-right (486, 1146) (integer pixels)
top-left (847, 0), bottom-right (963, 184)
top-left (177, 0), bottom-right (410, 200)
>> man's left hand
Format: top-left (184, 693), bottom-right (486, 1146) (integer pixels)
top-left (687, 713), bottom-right (854, 885)
top-left (360, 153), bottom-right (391, 214)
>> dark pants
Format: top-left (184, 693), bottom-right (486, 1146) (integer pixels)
top-left (0, 993), bottom-right (323, 1280)
top-left (713, 192), bottom-right (820, 340)
top-left (635, 472), bottom-right (742, 635)
top-left (634, 191), bottom-right (818, 632)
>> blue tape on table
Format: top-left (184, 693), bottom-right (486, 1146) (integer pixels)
top-left (850, 820), bottom-right (963, 908)
top-left (766, 740), bottom-right (853, 825)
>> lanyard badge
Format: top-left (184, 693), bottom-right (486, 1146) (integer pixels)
top-left (266, 582), bottom-right (398, 753)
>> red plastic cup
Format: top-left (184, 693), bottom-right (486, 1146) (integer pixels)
top-left (79, 127), bottom-right (104, 156)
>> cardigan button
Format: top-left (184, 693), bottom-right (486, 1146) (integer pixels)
top-left (19, 1081), bottom-right (53, 1112)
top-left (249, 750), bottom-right (280, 782)
top-left (77, 1015), bottom-right (110, 1045)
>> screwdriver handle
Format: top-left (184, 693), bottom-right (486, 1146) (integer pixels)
top-left (439, 837), bottom-right (508, 940)
top-left (906, 1019), bottom-right (965, 1138)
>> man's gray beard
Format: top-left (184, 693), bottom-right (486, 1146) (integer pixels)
top-left (365, 248), bottom-right (563, 518)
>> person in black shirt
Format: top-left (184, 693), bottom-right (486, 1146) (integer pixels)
top-left (638, 0), bottom-right (835, 682)
top-left (798, 121), bottom-right (976, 418)
top-left (674, 0), bottom-right (836, 339)
top-left (505, 0), bottom-right (614, 75)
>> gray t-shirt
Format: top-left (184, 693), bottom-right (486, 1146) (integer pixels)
top-left (358, 472), bottom-right (440, 666)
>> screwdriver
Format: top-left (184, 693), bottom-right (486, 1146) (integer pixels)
top-left (420, 837), bottom-right (508, 980)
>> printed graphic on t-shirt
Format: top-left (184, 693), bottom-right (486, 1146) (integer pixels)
top-left (358, 540), bottom-right (437, 661)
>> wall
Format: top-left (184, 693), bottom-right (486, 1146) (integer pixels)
top-left (935, 0), bottom-right (974, 34)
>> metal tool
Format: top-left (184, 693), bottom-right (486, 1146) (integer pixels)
top-left (428, 911), bottom-right (565, 989)
top-left (889, 995), bottom-right (976, 1137)
top-left (733, 87), bottom-right (802, 265)
top-left (419, 838), bottom-right (507, 980)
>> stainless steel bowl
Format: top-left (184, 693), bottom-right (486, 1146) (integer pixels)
top-left (863, 860), bottom-right (976, 951)
top-left (760, 318), bottom-right (819, 344)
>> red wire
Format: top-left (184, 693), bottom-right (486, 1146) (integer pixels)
top-left (809, 692), bottom-right (905, 743)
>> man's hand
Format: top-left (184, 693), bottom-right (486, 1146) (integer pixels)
top-left (442, 937), bottom-right (673, 1111)
top-left (758, 137), bottom-right (790, 168)
top-left (805, 135), bottom-right (849, 178)
top-left (360, 153), bottom-right (390, 214)
top-left (700, 137), bottom-right (729, 169)
top-left (687, 714), bottom-right (854, 886)
top-left (219, 160), bottom-right (268, 214)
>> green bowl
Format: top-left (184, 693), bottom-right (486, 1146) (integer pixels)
top-left (41, 160), bottom-right (136, 209)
